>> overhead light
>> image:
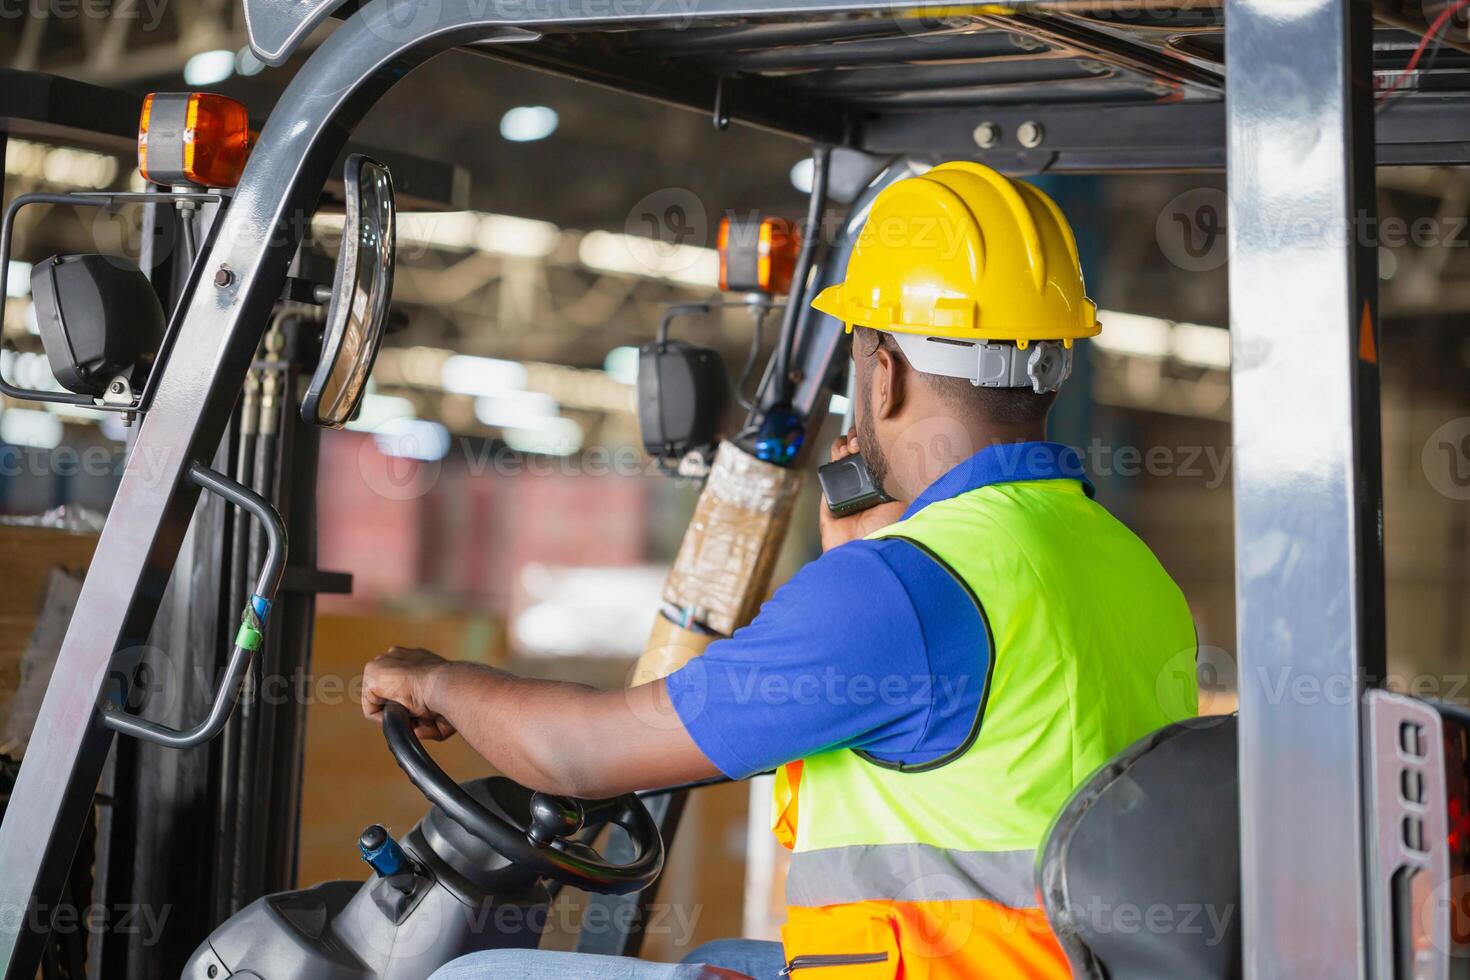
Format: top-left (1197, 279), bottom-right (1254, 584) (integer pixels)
top-left (4, 139), bottom-right (117, 190)
top-left (790, 158), bottom-right (815, 194)
top-left (1094, 311), bottom-right (1172, 359)
top-left (499, 106), bottom-right (559, 143)
top-left (392, 212), bottom-right (471, 251)
top-left (40, 146), bottom-right (118, 189)
top-left (391, 211), bottom-right (560, 259)
top-left (1094, 310), bottom-right (1230, 370)
top-left (577, 230), bottom-right (719, 289)
top-left (473, 391), bottom-right (557, 428)
top-left (1, 408), bottom-right (64, 449)
top-left (1171, 321), bottom-right (1231, 370)
top-left (183, 49), bottom-right (236, 86)
top-left (503, 416), bottom-right (583, 456)
top-left (373, 417), bottom-right (450, 461)
top-left (602, 346), bottom-right (639, 386)
top-left (441, 355), bottom-right (528, 397)
top-left (235, 47), bottom-right (265, 77)
top-left (477, 214), bottom-right (560, 258)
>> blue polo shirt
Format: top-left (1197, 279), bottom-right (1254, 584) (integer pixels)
top-left (666, 441), bottom-right (1092, 779)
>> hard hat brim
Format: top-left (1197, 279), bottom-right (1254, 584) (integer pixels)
top-left (810, 281), bottom-right (1101, 343)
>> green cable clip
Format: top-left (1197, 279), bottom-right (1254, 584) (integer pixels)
top-left (235, 621), bottom-right (264, 651)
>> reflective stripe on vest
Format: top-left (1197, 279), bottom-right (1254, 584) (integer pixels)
top-left (787, 843), bottom-right (1038, 908)
top-left (776, 477), bottom-right (1199, 977)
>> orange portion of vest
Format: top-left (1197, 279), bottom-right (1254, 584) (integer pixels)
top-left (773, 763), bottom-right (1071, 979)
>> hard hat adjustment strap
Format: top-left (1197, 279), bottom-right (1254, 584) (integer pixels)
top-left (888, 332), bottom-right (1073, 394)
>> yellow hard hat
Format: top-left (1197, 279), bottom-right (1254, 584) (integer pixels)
top-left (811, 161), bottom-right (1100, 347)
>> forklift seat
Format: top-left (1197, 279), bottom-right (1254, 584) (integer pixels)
top-left (1037, 715), bottom-right (1242, 980)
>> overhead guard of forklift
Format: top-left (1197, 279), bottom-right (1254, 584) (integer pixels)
top-left (1038, 715), bottom-right (1241, 980)
top-left (379, 702), bottom-right (664, 894)
top-left (243, 0), bottom-right (538, 67)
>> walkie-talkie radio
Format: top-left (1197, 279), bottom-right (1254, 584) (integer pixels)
top-left (817, 452), bottom-right (894, 517)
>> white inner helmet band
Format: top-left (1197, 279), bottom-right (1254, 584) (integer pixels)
top-left (887, 333), bottom-right (1073, 394)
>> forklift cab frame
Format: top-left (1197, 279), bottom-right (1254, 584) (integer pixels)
top-left (0, 0), bottom-right (1461, 976)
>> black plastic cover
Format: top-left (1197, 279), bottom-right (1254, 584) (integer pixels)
top-left (1038, 715), bottom-right (1242, 980)
top-left (29, 253), bottom-right (165, 396)
top-left (637, 340), bottom-right (729, 460)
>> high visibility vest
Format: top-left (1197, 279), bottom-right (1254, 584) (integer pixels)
top-left (774, 477), bottom-right (1198, 978)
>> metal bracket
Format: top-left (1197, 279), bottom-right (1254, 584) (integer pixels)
top-left (99, 374), bottom-right (135, 408)
top-left (98, 462), bottom-right (287, 750)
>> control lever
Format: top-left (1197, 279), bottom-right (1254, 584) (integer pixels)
top-left (100, 461), bottom-right (287, 748)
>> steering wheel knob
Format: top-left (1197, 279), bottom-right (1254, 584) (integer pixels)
top-left (527, 792), bottom-right (585, 847)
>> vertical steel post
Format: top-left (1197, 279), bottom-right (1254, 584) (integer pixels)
top-left (1226, 0), bottom-right (1385, 977)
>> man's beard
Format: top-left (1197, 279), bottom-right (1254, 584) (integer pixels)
top-left (855, 376), bottom-right (891, 497)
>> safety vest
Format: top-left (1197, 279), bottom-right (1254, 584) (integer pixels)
top-left (774, 476), bottom-right (1198, 978)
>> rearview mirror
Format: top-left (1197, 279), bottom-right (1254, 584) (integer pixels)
top-left (302, 154), bottom-right (396, 428)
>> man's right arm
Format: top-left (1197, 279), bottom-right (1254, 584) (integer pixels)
top-left (664, 543), bottom-right (937, 780)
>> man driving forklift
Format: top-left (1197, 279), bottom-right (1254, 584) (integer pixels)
top-left (361, 161), bottom-right (1200, 979)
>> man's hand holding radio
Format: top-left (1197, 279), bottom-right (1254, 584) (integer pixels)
top-left (818, 429), bottom-right (906, 552)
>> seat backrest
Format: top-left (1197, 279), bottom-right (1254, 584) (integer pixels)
top-left (1037, 715), bottom-right (1242, 980)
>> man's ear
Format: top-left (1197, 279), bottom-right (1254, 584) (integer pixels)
top-left (873, 343), bottom-right (907, 421)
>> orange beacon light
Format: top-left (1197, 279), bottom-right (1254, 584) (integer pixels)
top-left (139, 92), bottom-right (254, 188)
top-left (718, 214), bottom-right (799, 295)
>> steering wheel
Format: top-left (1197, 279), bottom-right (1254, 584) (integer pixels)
top-left (379, 702), bottom-right (664, 895)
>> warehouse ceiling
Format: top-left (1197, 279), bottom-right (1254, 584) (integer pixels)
top-left (1, 3), bottom-right (814, 231)
top-left (4, 0), bottom-right (1469, 437)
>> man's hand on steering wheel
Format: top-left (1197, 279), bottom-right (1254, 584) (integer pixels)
top-left (361, 641), bottom-right (718, 802)
top-left (363, 646), bottom-right (458, 741)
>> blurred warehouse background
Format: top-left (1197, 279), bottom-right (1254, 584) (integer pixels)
top-left (2, 5), bottom-right (1469, 961)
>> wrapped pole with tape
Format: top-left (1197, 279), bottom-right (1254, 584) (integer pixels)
top-left (633, 442), bottom-right (804, 684)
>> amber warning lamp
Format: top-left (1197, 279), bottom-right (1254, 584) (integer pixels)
top-left (138, 92), bottom-right (254, 188)
top-left (718, 214), bottom-right (799, 295)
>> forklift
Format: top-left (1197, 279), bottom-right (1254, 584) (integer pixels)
top-left (0, 0), bottom-right (1467, 977)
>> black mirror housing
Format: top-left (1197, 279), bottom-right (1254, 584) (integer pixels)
top-left (30, 254), bottom-right (165, 397)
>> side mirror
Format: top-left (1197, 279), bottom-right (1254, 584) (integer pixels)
top-left (30, 254), bottom-right (166, 399)
top-left (302, 154), bottom-right (396, 428)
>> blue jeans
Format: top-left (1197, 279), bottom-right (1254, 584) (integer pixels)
top-left (427, 939), bottom-right (786, 979)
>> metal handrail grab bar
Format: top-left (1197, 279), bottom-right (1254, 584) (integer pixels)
top-left (99, 462), bottom-right (287, 749)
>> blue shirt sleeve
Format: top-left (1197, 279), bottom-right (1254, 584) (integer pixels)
top-left (664, 537), bottom-right (989, 779)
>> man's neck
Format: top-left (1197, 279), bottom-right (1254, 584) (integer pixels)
top-left (887, 414), bottom-right (1047, 503)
